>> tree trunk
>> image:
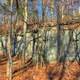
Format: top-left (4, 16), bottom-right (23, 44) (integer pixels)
top-left (7, 35), bottom-right (12, 80)
top-left (22, 0), bottom-right (27, 65)
top-left (56, 1), bottom-right (61, 61)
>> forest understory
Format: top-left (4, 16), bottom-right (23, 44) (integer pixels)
top-left (0, 0), bottom-right (80, 80)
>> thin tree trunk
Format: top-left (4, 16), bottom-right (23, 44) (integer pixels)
top-left (56, 1), bottom-right (61, 61)
top-left (22, 0), bottom-right (27, 64)
top-left (32, 32), bottom-right (36, 64)
top-left (7, 35), bottom-right (12, 80)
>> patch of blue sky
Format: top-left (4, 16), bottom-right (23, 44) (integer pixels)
top-left (37, 0), bottom-right (53, 19)
top-left (28, 0), bottom-right (33, 11)
top-left (46, 0), bottom-right (56, 19)
top-left (46, 6), bottom-right (51, 18)
top-left (37, 0), bottom-right (42, 17)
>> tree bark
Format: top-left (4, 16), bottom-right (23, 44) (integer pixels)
top-left (56, 1), bottom-right (61, 61)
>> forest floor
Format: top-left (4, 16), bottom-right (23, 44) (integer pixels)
top-left (0, 53), bottom-right (80, 80)
top-left (12, 61), bottom-right (80, 80)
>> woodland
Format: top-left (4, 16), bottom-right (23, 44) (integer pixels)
top-left (0, 0), bottom-right (80, 80)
